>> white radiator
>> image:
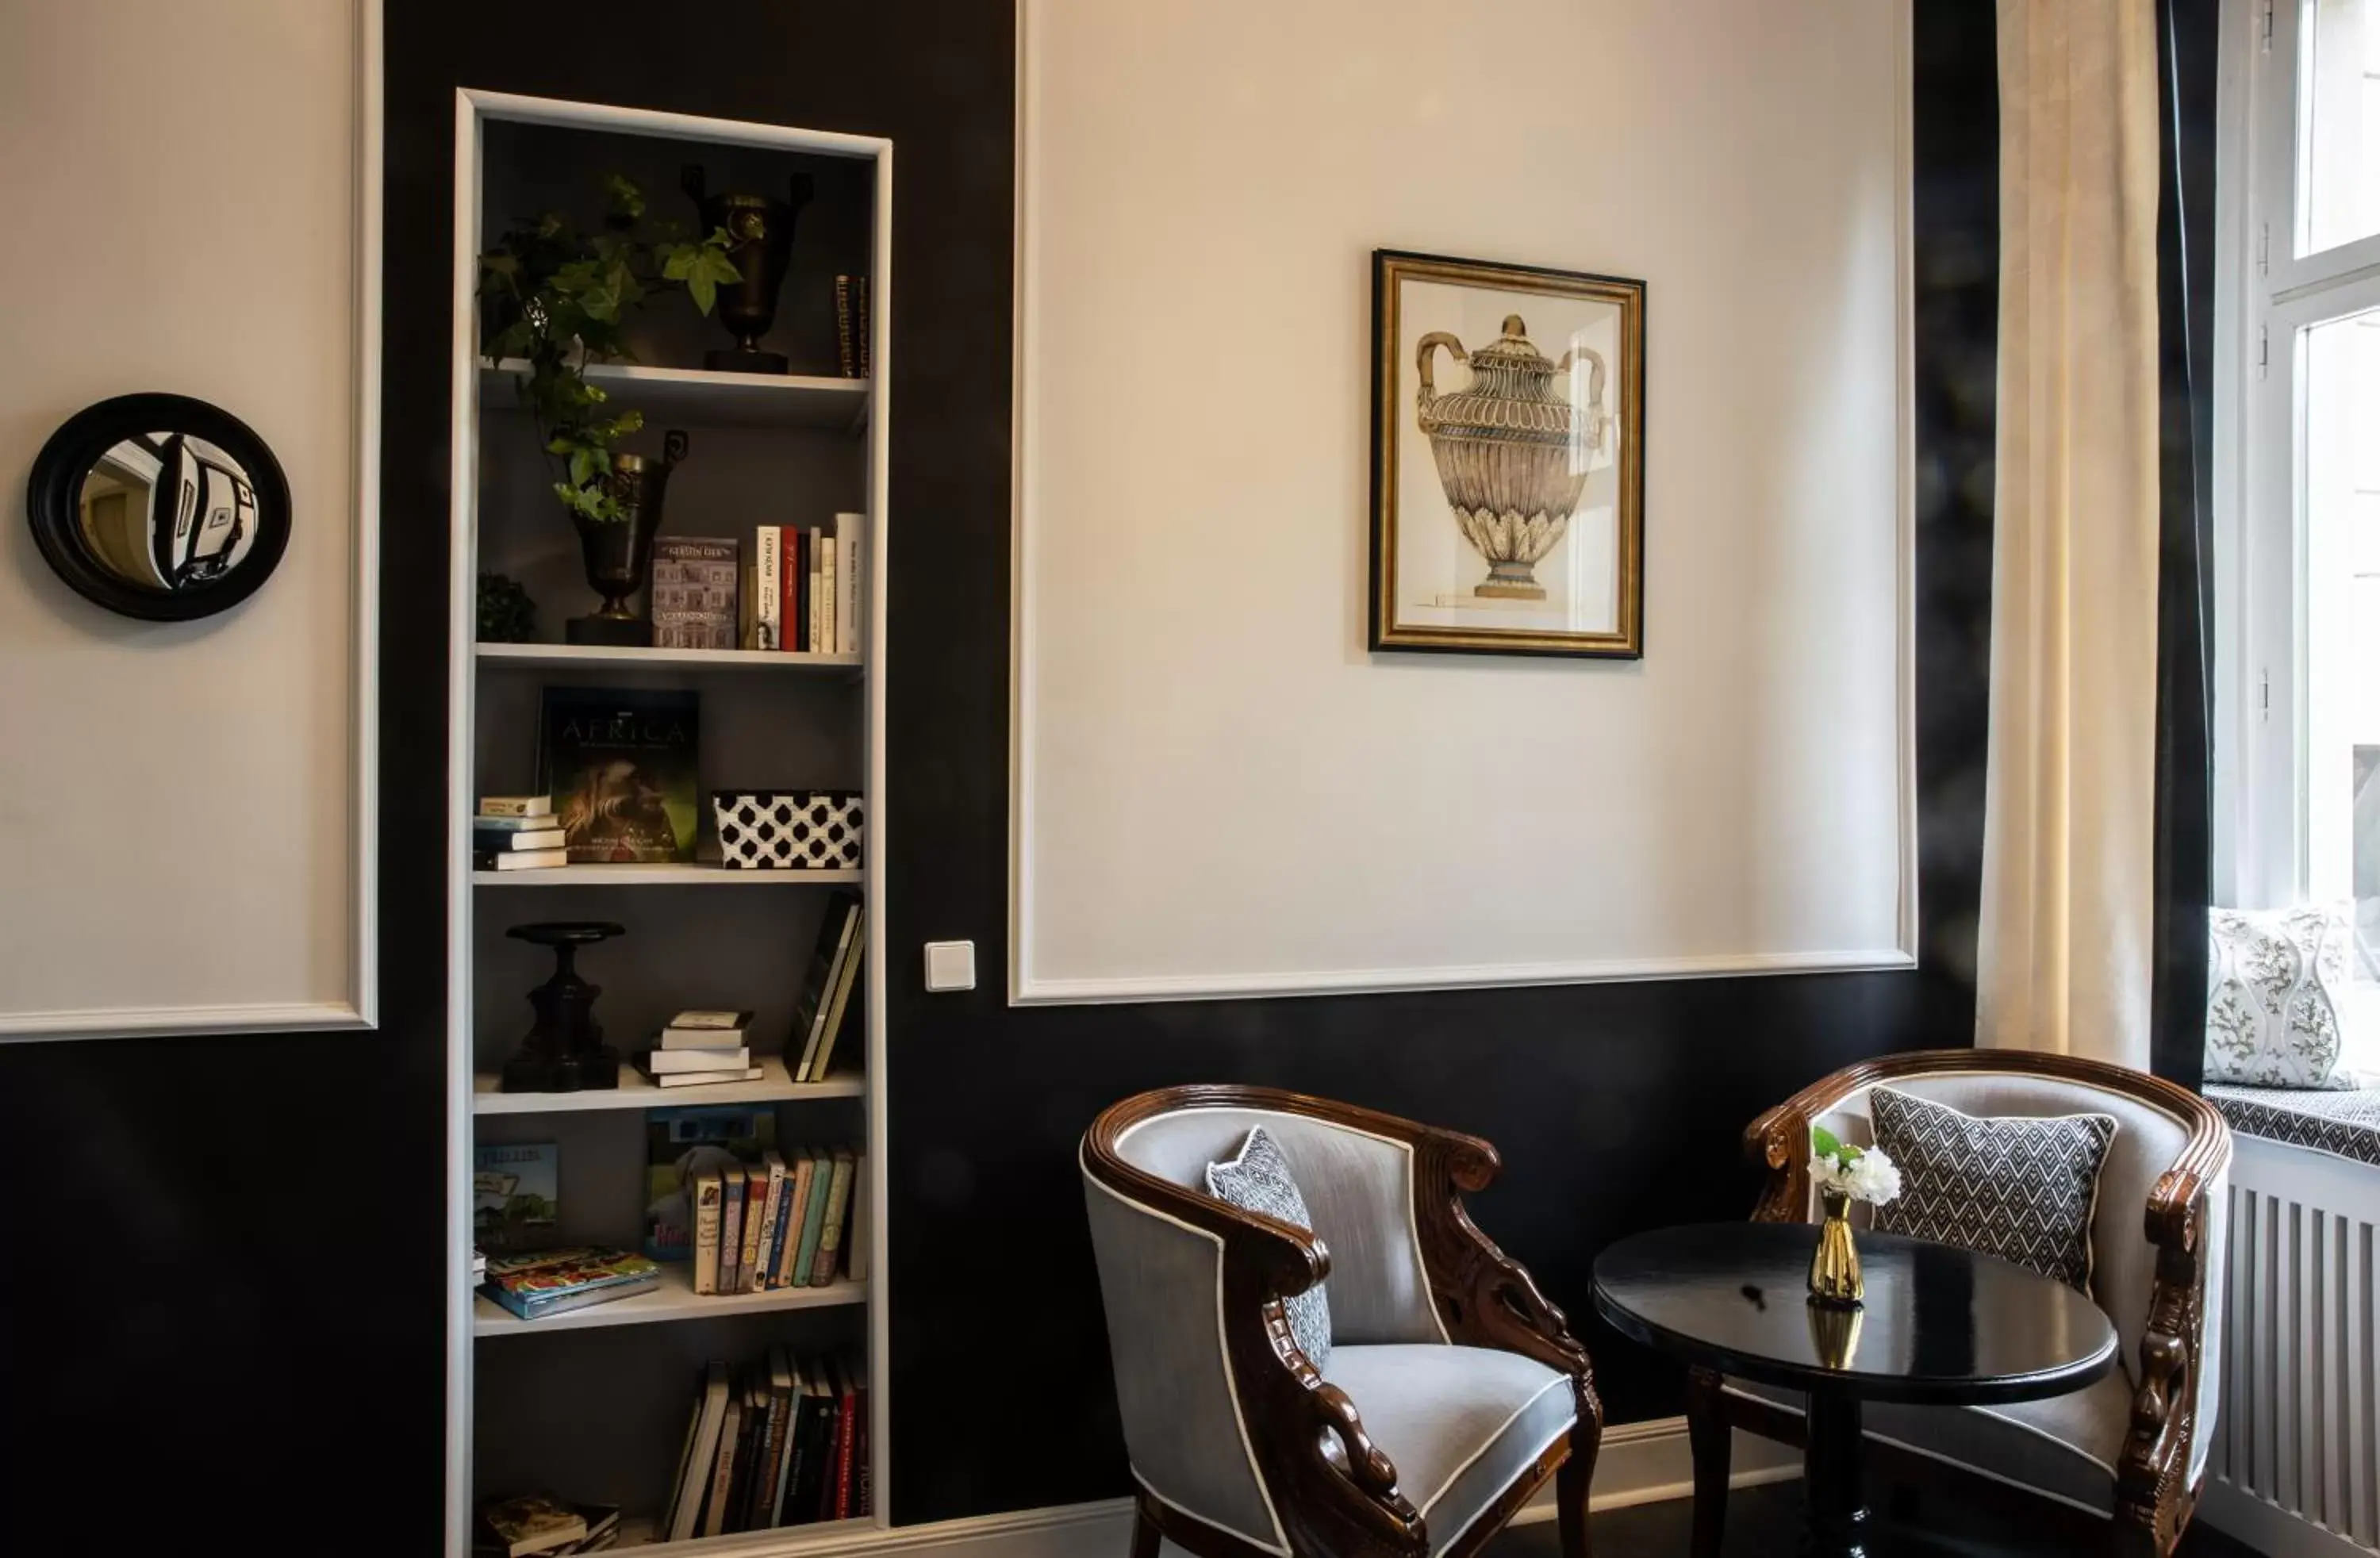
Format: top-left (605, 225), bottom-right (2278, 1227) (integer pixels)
top-left (2202, 1134), bottom-right (2380, 1558)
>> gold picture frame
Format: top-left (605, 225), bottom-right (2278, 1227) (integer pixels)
top-left (1370, 249), bottom-right (1645, 658)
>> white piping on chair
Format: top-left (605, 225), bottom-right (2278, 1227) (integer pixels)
top-left (1409, 1373), bottom-right (1573, 1517)
top-left (1430, 1415), bottom-right (1577, 1555)
top-left (1112, 1106), bottom-right (1451, 1345)
top-left (1082, 1152), bottom-right (1291, 1558)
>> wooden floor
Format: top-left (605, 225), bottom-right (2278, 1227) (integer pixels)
top-left (1487, 1482), bottom-right (2267, 1557)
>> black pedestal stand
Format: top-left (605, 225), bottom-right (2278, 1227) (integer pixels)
top-left (499, 921), bottom-right (626, 1092)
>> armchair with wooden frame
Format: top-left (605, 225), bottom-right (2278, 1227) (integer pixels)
top-left (1684, 1050), bottom-right (2232, 1557)
top-left (1081, 1086), bottom-right (1603, 1558)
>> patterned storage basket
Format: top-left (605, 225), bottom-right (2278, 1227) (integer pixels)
top-left (712, 789), bottom-right (865, 870)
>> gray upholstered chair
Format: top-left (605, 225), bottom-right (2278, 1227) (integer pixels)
top-left (1081, 1086), bottom-right (1601, 1558)
top-left (1690, 1050), bottom-right (2232, 1556)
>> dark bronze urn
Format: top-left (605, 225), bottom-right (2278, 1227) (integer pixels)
top-left (683, 165), bottom-right (815, 374)
top-left (566, 428), bottom-right (689, 647)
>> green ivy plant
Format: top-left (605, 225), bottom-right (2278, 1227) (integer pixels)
top-left (478, 175), bottom-right (743, 523)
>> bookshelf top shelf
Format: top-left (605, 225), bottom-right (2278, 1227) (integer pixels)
top-left (473, 1057), bottom-right (865, 1115)
top-left (480, 359), bottom-right (868, 432)
top-left (474, 1265), bottom-right (867, 1338)
top-left (476, 643), bottom-right (862, 673)
top-left (473, 864), bottom-right (862, 887)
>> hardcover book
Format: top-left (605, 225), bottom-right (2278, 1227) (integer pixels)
top-left (644, 1104), bottom-right (778, 1262)
top-left (474, 1142), bottom-right (559, 1253)
top-left (539, 687), bottom-right (701, 864)
top-left (651, 536), bottom-right (740, 651)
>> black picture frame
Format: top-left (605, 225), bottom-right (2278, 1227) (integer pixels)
top-left (25, 392), bottom-right (292, 622)
top-left (1368, 248), bottom-right (1647, 659)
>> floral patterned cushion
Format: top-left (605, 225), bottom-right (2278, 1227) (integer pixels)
top-left (2206, 904), bottom-right (2359, 1089)
top-left (1205, 1126), bottom-right (1332, 1370)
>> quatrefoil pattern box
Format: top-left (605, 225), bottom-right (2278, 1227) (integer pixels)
top-left (712, 789), bottom-right (866, 870)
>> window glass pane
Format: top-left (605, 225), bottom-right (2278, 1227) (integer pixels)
top-left (2303, 0), bottom-right (2380, 253)
top-left (2304, 309), bottom-right (2380, 1000)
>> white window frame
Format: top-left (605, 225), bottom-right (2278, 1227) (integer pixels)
top-left (2214, 0), bottom-right (2380, 910)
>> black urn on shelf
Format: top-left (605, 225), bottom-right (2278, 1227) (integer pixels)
top-left (683, 165), bottom-right (813, 374)
top-left (566, 429), bottom-right (688, 647)
top-left (500, 921), bottom-right (628, 1092)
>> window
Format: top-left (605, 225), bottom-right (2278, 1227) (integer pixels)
top-left (2221, 0), bottom-right (2380, 1065)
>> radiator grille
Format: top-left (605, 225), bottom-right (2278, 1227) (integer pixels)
top-left (2213, 1181), bottom-right (2380, 1551)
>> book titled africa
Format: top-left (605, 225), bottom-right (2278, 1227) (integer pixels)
top-left (538, 687), bottom-right (701, 864)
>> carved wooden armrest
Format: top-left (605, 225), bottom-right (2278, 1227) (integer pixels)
top-left (1407, 1127), bottom-right (1595, 1383)
top-left (2114, 1126), bottom-right (2232, 1553)
top-left (1745, 1098), bottom-right (1817, 1224)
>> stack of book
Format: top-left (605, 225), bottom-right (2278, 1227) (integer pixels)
top-left (476, 795), bottom-right (566, 872)
top-left (690, 1145), bottom-right (863, 1295)
top-left (638, 1009), bottom-right (763, 1088)
top-left (480, 1246), bottom-right (662, 1322)
top-left (741, 516), bottom-right (865, 654)
top-left (663, 1348), bottom-right (870, 1542)
top-left (474, 1495), bottom-right (620, 1556)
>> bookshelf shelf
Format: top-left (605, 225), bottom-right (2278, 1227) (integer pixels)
top-left (472, 1057), bottom-right (865, 1114)
top-left (482, 359), bottom-right (868, 432)
top-left (474, 1266), bottom-right (868, 1338)
top-left (473, 864), bottom-right (862, 887)
top-left (476, 643), bottom-right (863, 673)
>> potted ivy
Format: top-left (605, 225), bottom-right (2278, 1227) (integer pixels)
top-left (478, 175), bottom-right (741, 645)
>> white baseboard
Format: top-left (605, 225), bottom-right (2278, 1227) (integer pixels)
top-left (693, 1417), bottom-right (1798, 1558)
top-left (2199, 1479), bottom-right (2380, 1558)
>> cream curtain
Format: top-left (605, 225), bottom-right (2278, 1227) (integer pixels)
top-left (1976, 0), bottom-right (2163, 1065)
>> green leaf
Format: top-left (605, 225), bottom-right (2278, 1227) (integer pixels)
top-left (603, 175), bottom-right (644, 221)
top-left (1810, 1125), bottom-right (1842, 1162)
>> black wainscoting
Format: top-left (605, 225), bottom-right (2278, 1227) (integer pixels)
top-left (0, 3), bottom-right (2008, 1546)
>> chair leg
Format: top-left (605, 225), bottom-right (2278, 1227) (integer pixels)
top-left (1685, 1367), bottom-right (1730, 1558)
top-left (1130, 1494), bottom-right (1161, 1558)
top-left (1556, 1452), bottom-right (1592, 1558)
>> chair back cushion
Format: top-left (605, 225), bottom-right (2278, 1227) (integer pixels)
top-left (1108, 1104), bottom-right (1447, 1344)
top-left (1866, 1085), bottom-right (2117, 1291)
top-left (1206, 1125), bottom-right (1334, 1369)
top-left (1807, 1067), bottom-right (2223, 1420)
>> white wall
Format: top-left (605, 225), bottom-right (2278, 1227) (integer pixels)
top-left (1015, 0), bottom-right (1914, 1000)
top-left (0, 0), bottom-right (372, 1036)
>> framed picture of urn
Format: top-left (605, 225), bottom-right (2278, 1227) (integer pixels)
top-left (1370, 249), bottom-right (1645, 657)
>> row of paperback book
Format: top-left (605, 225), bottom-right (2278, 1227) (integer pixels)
top-left (693, 1145), bottom-right (861, 1295)
top-left (649, 515), bottom-right (866, 654)
top-left (665, 1349), bottom-right (870, 1541)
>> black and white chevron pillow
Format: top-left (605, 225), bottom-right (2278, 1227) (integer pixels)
top-left (1206, 1126), bottom-right (1332, 1370)
top-left (1867, 1087), bottom-right (2117, 1294)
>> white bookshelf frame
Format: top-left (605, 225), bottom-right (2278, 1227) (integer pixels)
top-left (443, 88), bottom-right (892, 1556)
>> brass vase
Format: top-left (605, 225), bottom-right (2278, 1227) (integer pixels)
top-left (1808, 1190), bottom-right (1864, 1307)
top-left (1806, 1295), bottom-right (1864, 1369)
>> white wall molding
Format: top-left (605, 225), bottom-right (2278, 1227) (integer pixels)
top-left (650, 1418), bottom-right (1798, 1558)
top-left (0, 0), bottom-right (382, 1042)
top-left (1009, 0), bottom-right (1919, 1006)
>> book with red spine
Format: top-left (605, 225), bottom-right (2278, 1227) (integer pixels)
top-left (832, 1351), bottom-right (858, 1519)
top-left (781, 528), bottom-right (804, 654)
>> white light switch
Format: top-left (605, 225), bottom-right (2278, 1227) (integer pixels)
top-left (923, 940), bottom-right (977, 992)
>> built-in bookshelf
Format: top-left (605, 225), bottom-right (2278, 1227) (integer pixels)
top-left (444, 90), bottom-right (891, 1556)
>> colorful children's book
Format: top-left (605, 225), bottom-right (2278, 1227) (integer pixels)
top-left (479, 1247), bottom-right (659, 1322)
top-left (645, 1105), bottom-right (778, 1262)
top-left (474, 1143), bottom-right (559, 1253)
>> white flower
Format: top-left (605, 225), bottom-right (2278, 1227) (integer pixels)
top-left (1845, 1146), bottom-right (1902, 1207)
top-left (1806, 1142), bottom-right (1902, 1207)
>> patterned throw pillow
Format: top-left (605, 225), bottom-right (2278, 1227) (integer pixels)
top-left (1206, 1126), bottom-right (1331, 1370)
top-left (1867, 1087), bottom-right (2117, 1294)
top-left (2206, 904), bottom-right (2358, 1088)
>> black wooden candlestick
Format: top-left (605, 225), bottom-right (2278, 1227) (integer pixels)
top-left (500, 921), bottom-right (626, 1092)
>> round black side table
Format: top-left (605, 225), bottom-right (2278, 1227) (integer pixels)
top-left (1591, 1222), bottom-right (2118, 1557)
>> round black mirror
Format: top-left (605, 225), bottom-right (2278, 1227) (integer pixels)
top-left (26, 393), bottom-right (290, 621)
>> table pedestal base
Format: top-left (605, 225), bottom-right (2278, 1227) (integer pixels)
top-left (1804, 1393), bottom-right (1868, 1558)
